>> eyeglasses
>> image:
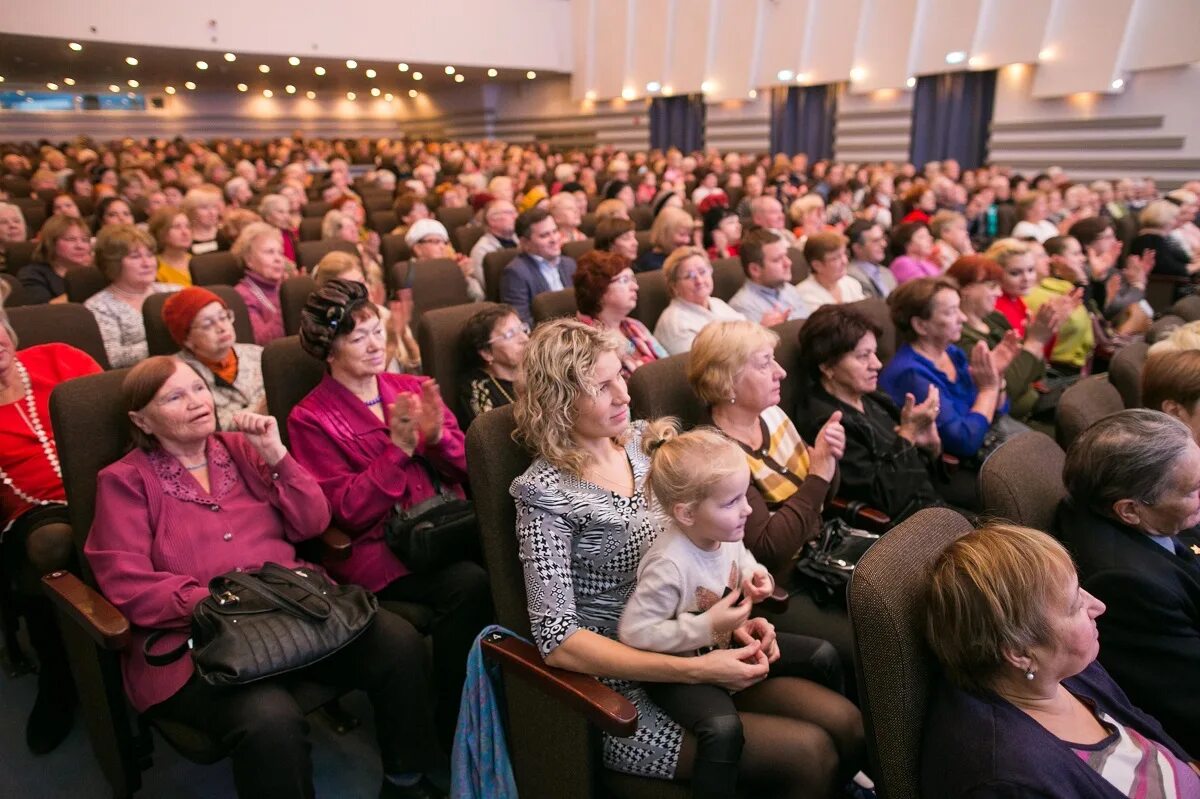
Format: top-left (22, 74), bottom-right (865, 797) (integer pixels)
top-left (611, 274), bottom-right (637, 286)
top-left (192, 309), bottom-right (235, 333)
top-left (489, 323), bottom-right (530, 344)
top-left (417, 237), bottom-right (448, 246)
top-left (677, 267), bottom-right (712, 282)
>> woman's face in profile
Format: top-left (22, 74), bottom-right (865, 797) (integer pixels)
top-left (572, 350), bottom-right (629, 440)
top-left (1027, 574), bottom-right (1105, 683)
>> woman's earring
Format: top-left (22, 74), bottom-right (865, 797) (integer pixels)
top-left (729, 393), bottom-right (736, 405)
top-left (1024, 667), bottom-right (1036, 681)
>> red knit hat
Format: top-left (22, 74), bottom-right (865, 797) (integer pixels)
top-left (162, 287), bottom-right (227, 346)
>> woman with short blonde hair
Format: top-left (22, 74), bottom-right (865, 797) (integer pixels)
top-left (232, 222), bottom-right (288, 345)
top-left (637, 206), bottom-right (695, 273)
top-left (182, 185), bottom-right (223, 255)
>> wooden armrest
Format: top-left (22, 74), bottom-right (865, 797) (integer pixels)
top-left (41, 571), bottom-right (130, 651)
top-left (320, 526), bottom-right (352, 562)
top-left (481, 633), bottom-right (638, 737)
top-left (828, 497), bottom-right (891, 533)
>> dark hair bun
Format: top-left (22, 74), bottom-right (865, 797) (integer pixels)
top-left (299, 278), bottom-right (370, 360)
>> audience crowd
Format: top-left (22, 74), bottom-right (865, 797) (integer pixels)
top-left (1, 132), bottom-right (1199, 798)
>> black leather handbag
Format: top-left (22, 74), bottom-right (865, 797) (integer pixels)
top-left (144, 562), bottom-right (378, 686)
top-left (794, 518), bottom-right (881, 607)
top-left (384, 457), bottom-right (479, 572)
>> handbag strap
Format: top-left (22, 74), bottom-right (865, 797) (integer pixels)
top-left (212, 564), bottom-right (333, 622)
top-left (143, 629), bottom-right (192, 666)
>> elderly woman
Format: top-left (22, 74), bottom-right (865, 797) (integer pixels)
top-left (795, 305), bottom-right (944, 522)
top-left (18, 214), bottom-right (92, 305)
top-left (162, 287), bottom-right (265, 429)
top-left (879, 278), bottom-right (1012, 465)
top-left (930, 210), bottom-right (973, 271)
top-left (232, 222), bottom-right (287, 346)
top-left (512, 318), bottom-right (863, 796)
top-left (258, 194), bottom-right (299, 265)
top-left (85, 225), bottom-right (181, 368)
top-left (313, 250), bottom-right (419, 373)
top-left (593, 216), bottom-right (639, 262)
top-left (288, 279), bottom-right (490, 743)
top-left (323, 207), bottom-right (384, 282)
top-left (1057, 410), bottom-right (1200, 756)
top-left (147, 206), bottom-right (193, 286)
top-left (573, 249), bottom-right (666, 377)
top-left (84, 356), bottom-right (442, 798)
top-left (0, 311), bottom-right (101, 753)
top-left (459, 303), bottom-right (527, 424)
top-left (404, 218), bottom-right (480, 301)
top-left (795, 232), bottom-right (866, 310)
top-left (1143, 349), bottom-right (1200, 443)
top-left (986, 238), bottom-right (1040, 337)
top-left (921, 522), bottom-right (1197, 798)
top-left (183, 186), bottom-right (224, 255)
top-left (888, 222), bottom-right (940, 284)
top-left (1010, 192), bottom-right (1060, 243)
top-left (0, 202), bottom-right (28, 271)
top-left (549, 190), bottom-right (586, 243)
top-left (636, 206), bottom-right (694, 273)
top-left (653, 246), bottom-right (745, 355)
top-left (1134, 199), bottom-right (1199, 280)
top-left (92, 196), bottom-right (135, 233)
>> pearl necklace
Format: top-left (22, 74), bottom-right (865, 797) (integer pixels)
top-left (0, 360), bottom-right (65, 509)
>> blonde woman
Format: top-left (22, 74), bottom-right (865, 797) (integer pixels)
top-left (653, 246), bottom-right (745, 355)
top-left (232, 223), bottom-right (287, 345)
top-left (511, 318), bottom-right (862, 796)
top-left (636, 206), bottom-right (696, 273)
top-left (312, 250), bottom-right (419, 373)
top-left (147, 206), bottom-right (193, 286)
top-left (182, 185), bottom-right (224, 255)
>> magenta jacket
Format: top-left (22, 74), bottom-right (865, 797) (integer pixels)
top-left (235, 271), bottom-right (285, 346)
top-left (287, 372), bottom-right (468, 592)
top-left (84, 433), bottom-right (332, 712)
top-left (889, 255), bottom-right (942, 284)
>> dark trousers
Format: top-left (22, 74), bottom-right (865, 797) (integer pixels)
top-left (375, 560), bottom-right (492, 744)
top-left (646, 633), bottom-right (843, 799)
top-left (147, 609), bottom-right (439, 799)
top-left (1, 506), bottom-right (73, 686)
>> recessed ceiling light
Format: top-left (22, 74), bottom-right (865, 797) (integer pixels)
top-left (795, 72), bottom-right (810, 84)
top-left (454, 74), bottom-right (465, 83)
top-left (445, 66), bottom-right (455, 75)
top-left (585, 89), bottom-right (597, 100)
top-left (621, 87), bottom-right (636, 100)
top-left (346, 60), bottom-right (357, 69)
top-left (263, 89), bottom-right (273, 98)
top-left (526, 71), bottom-right (537, 80)
top-left (945, 51), bottom-right (967, 65)
top-left (384, 93), bottom-right (393, 101)
top-left (306, 90), bottom-right (316, 99)
top-left (108, 84), bottom-right (120, 92)
top-left (46, 82), bottom-right (59, 90)
top-left (777, 69), bottom-right (794, 81)
top-left (398, 63), bottom-right (409, 72)
top-left (125, 56), bottom-right (139, 66)
top-left (346, 91), bottom-right (356, 100)
top-left (314, 66), bottom-right (326, 76)
top-left (184, 81), bottom-right (197, 90)
top-left (237, 83), bottom-right (248, 92)
top-left (1038, 47), bottom-right (1056, 61)
top-left (1111, 78), bottom-right (1125, 90)
top-left (646, 81), bottom-right (661, 92)
top-left (128, 79), bottom-right (139, 88)
top-left (0, 76), bottom-right (5, 83)
top-left (412, 71), bottom-right (423, 80)
top-left (408, 89), bottom-right (418, 98)
top-left (748, 89), bottom-right (758, 99)
top-left (257, 64), bottom-right (269, 74)
top-left (68, 42), bottom-right (82, 51)
top-left (371, 87), bottom-right (381, 96)
top-left (906, 76), bottom-right (917, 88)
top-left (487, 68), bottom-right (498, 78)
top-left (196, 61), bottom-right (208, 70)
top-left (365, 68), bottom-right (377, 78)
top-left (849, 67), bottom-right (866, 82)
top-left (285, 84), bottom-right (296, 94)
top-left (63, 77), bottom-right (75, 86)
top-left (126, 92), bottom-right (135, 98)
top-left (165, 86), bottom-right (176, 94)
top-left (224, 53), bottom-right (236, 62)
top-left (700, 81), bottom-right (714, 93)
top-left (289, 56), bottom-right (301, 66)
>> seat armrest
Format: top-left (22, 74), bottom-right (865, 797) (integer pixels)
top-left (828, 497), bottom-right (891, 533)
top-left (481, 633), bottom-right (638, 737)
top-left (320, 526), bottom-right (353, 562)
top-left (41, 571), bottom-right (130, 651)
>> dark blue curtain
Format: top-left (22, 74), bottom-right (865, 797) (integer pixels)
top-left (769, 84), bottom-right (837, 159)
top-left (910, 70), bottom-right (996, 169)
top-left (649, 95), bottom-right (706, 151)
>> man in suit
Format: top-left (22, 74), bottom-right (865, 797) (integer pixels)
top-left (1057, 409), bottom-right (1200, 756)
top-left (500, 207), bottom-right (576, 327)
top-left (845, 219), bottom-right (896, 299)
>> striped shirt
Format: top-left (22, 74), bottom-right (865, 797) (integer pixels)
top-left (741, 406), bottom-right (812, 508)
top-left (1072, 711), bottom-right (1200, 799)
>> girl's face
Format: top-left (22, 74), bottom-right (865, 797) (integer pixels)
top-left (676, 466), bottom-right (753, 549)
top-left (1000, 253), bottom-right (1038, 297)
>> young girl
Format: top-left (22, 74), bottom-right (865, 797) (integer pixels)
top-left (619, 420), bottom-right (847, 799)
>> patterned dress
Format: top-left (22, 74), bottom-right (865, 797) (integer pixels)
top-left (510, 424), bottom-right (684, 779)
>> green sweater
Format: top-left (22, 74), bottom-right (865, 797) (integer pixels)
top-left (958, 311), bottom-right (1045, 421)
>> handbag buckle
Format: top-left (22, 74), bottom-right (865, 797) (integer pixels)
top-left (216, 590), bottom-right (239, 606)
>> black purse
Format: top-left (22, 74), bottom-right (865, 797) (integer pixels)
top-left (144, 562), bottom-right (378, 686)
top-left (794, 518), bottom-right (880, 607)
top-left (384, 457), bottom-right (478, 572)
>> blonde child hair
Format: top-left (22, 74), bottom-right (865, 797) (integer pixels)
top-left (640, 417), bottom-right (747, 515)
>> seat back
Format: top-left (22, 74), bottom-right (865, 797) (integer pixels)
top-left (3, 240), bottom-right (36, 273)
top-left (0, 273), bottom-right (26, 306)
top-left (629, 205), bottom-right (653, 231)
top-left (298, 217), bottom-right (323, 242)
top-left (562, 238), bottom-right (595, 261)
top-left (772, 318), bottom-right (807, 416)
top-left (302, 201), bottom-right (332, 218)
top-left (397, 258), bottom-right (471, 323)
top-left (849, 507), bottom-right (975, 799)
top-left (1108, 338), bottom-right (1149, 408)
top-left (788, 247), bottom-right (810, 283)
top-left (1169, 294), bottom-right (1200, 322)
top-left (416, 301), bottom-right (502, 424)
top-left (635, 231), bottom-right (653, 257)
top-left (1147, 313), bottom-right (1183, 344)
top-left (631, 270), bottom-right (671, 331)
top-left (979, 431), bottom-right (1066, 532)
top-left (280, 275), bottom-right (316, 336)
top-left (261, 336), bottom-right (326, 449)
top-left (7, 303), bottom-right (112, 368)
top-left (579, 212), bottom-right (597, 237)
top-left (847, 297), bottom-right (896, 362)
top-left (436, 205), bottom-right (473, 232)
top-left (711, 257), bottom-right (745, 302)
top-left (1056, 375), bottom-right (1123, 449)
top-left (380, 234), bottom-right (412, 278)
top-left (190, 252), bottom-right (244, 287)
top-left (627, 353), bottom-right (707, 427)
top-left (296, 239), bottom-right (356, 273)
top-left (142, 286), bottom-right (255, 357)
top-left (465, 405), bottom-right (535, 635)
top-left (65, 266), bottom-right (108, 303)
top-left (532, 288), bottom-right (577, 325)
top-left (484, 248), bottom-right (521, 302)
top-left (369, 210), bottom-right (398, 235)
top-left (454, 223), bottom-right (486, 257)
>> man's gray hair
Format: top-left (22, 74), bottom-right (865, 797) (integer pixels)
top-left (1063, 409), bottom-right (1194, 516)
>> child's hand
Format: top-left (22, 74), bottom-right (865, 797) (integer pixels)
top-left (733, 618), bottom-right (780, 664)
top-left (702, 588), bottom-right (752, 635)
top-left (741, 566), bottom-right (774, 603)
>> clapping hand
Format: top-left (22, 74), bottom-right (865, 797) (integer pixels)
top-left (760, 303), bottom-right (789, 328)
top-left (733, 617), bottom-right (780, 664)
top-left (232, 411), bottom-right (287, 466)
top-left (968, 340), bottom-right (1000, 390)
top-left (990, 330), bottom-right (1021, 374)
top-left (899, 388), bottom-right (942, 452)
top-left (809, 410), bottom-right (846, 480)
top-left (741, 566), bottom-right (774, 603)
top-left (388, 381), bottom-right (446, 455)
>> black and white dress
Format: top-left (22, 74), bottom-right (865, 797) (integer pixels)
top-left (510, 423), bottom-right (684, 779)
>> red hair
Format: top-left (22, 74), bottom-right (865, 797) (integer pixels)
top-left (947, 254), bottom-right (1003, 287)
top-left (573, 249), bottom-right (631, 316)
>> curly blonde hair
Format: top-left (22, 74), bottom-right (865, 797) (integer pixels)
top-left (641, 418), bottom-right (746, 514)
top-left (983, 237), bottom-right (1030, 269)
top-left (515, 318), bottom-right (626, 475)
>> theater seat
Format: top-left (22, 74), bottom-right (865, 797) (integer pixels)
top-left (847, 297), bottom-right (896, 362)
top-left (1056, 375), bottom-right (1123, 450)
top-left (369, 210), bottom-right (397, 234)
top-left (711, 257), bottom-right (745, 302)
top-left (532, 288), bottom-right (576, 325)
top-left (629, 206), bottom-right (653, 231)
top-left (296, 240), bottom-right (356, 273)
top-left (436, 205), bottom-right (473, 232)
top-left (64, 266), bottom-right (107, 303)
top-left (978, 431), bottom-right (1066, 531)
top-left (562, 238), bottom-right (595, 261)
top-left (261, 335), bottom-right (326, 450)
top-left (416, 301), bottom-right (502, 424)
top-left (454, 224), bottom-right (486, 257)
top-left (392, 258), bottom-right (471, 323)
top-left (380, 234), bottom-right (411, 279)
top-left (142, 286), bottom-right (255, 357)
top-left (3, 240), bottom-right (36, 273)
top-left (190, 252), bottom-right (243, 287)
top-left (1107, 339), bottom-right (1149, 408)
top-left (788, 248), bottom-right (810, 283)
top-left (299, 217), bottom-right (323, 242)
top-left (484, 248), bottom-right (520, 302)
top-left (849, 507), bottom-right (974, 799)
top-left (1169, 295), bottom-right (1200, 322)
top-left (1146, 313), bottom-right (1183, 344)
top-left (6, 303), bottom-right (112, 368)
top-left (281, 275), bottom-right (316, 336)
top-left (627, 353), bottom-right (706, 427)
top-left (771, 318), bottom-right (807, 415)
top-left (631, 270), bottom-right (670, 331)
